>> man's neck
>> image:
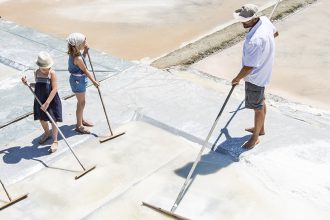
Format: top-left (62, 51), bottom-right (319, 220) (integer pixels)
top-left (249, 18), bottom-right (260, 32)
top-left (250, 17), bottom-right (260, 31)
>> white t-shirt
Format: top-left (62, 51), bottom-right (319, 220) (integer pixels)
top-left (243, 16), bottom-right (277, 87)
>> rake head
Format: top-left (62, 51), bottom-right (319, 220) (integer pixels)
top-left (99, 131), bottom-right (126, 143)
top-left (0, 194), bottom-right (28, 210)
top-left (75, 165), bottom-right (96, 180)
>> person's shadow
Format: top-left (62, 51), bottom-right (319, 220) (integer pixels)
top-left (0, 124), bottom-right (79, 164)
top-left (173, 149), bottom-right (235, 205)
top-left (0, 138), bottom-right (50, 164)
top-left (173, 132), bottom-right (251, 206)
top-left (210, 99), bottom-right (251, 161)
top-left (60, 124), bottom-right (98, 138)
top-left (213, 127), bottom-right (250, 161)
top-left (173, 100), bottom-right (251, 203)
top-left (174, 127), bottom-right (250, 182)
top-left (174, 150), bottom-right (234, 178)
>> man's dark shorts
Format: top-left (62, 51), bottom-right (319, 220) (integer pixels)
top-left (245, 82), bottom-right (265, 110)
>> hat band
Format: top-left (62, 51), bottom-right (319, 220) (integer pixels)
top-left (37, 61), bottom-right (52, 67)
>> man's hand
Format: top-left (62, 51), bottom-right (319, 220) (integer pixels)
top-left (232, 66), bottom-right (254, 85)
top-left (232, 77), bottom-right (241, 85)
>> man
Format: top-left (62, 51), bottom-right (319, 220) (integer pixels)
top-left (232, 4), bottom-right (279, 149)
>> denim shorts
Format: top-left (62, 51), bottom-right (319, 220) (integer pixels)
top-left (245, 82), bottom-right (265, 110)
top-left (69, 74), bottom-right (88, 93)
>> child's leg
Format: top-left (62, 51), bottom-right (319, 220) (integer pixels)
top-left (75, 92), bottom-right (86, 128)
top-left (39, 120), bottom-right (50, 144)
top-left (51, 122), bottom-right (58, 142)
top-left (49, 122), bottom-right (58, 153)
top-left (40, 120), bottom-right (50, 135)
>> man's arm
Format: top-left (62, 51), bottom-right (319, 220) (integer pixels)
top-left (232, 66), bottom-right (254, 85)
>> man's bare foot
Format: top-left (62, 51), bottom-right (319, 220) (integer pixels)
top-left (245, 127), bottom-right (265, 136)
top-left (242, 138), bottom-right (260, 149)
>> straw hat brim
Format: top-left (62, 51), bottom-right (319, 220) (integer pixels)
top-left (36, 60), bottom-right (54, 68)
top-left (233, 12), bottom-right (257, 22)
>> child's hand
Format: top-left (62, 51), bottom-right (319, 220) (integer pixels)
top-left (40, 101), bottom-right (50, 112)
top-left (93, 80), bottom-right (100, 88)
top-left (84, 43), bottom-right (89, 53)
top-left (21, 76), bottom-right (28, 85)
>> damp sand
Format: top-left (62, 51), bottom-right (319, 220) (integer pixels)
top-left (0, 0), bottom-right (274, 60)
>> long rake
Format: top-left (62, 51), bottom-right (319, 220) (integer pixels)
top-left (24, 83), bottom-right (96, 180)
top-left (86, 51), bottom-right (125, 143)
top-left (0, 179), bottom-right (28, 210)
top-left (142, 85), bottom-right (236, 219)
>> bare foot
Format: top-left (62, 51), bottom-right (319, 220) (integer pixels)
top-left (75, 126), bottom-right (90, 134)
top-left (82, 120), bottom-right (94, 127)
top-left (49, 141), bottom-right (58, 153)
top-left (245, 127), bottom-right (265, 136)
top-left (243, 138), bottom-right (260, 149)
top-left (38, 133), bottom-right (51, 144)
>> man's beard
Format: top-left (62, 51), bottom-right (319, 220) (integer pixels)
top-left (243, 23), bottom-right (251, 28)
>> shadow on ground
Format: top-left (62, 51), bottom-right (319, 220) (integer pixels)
top-left (213, 128), bottom-right (250, 161)
top-left (0, 124), bottom-right (80, 164)
top-left (174, 100), bottom-right (248, 177)
top-left (173, 100), bottom-right (252, 204)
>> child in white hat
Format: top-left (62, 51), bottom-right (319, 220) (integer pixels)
top-left (21, 51), bottom-right (63, 153)
top-left (66, 33), bottom-right (99, 134)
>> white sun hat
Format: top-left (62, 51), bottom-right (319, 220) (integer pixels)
top-left (233, 4), bottom-right (259, 22)
top-left (66, 32), bottom-right (86, 47)
top-left (36, 51), bottom-right (54, 68)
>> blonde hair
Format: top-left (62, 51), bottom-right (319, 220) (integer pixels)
top-left (67, 44), bottom-right (80, 57)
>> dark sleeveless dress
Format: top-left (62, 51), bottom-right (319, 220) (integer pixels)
top-left (33, 74), bottom-right (62, 122)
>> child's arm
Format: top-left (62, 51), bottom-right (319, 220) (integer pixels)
top-left (75, 56), bottom-right (100, 88)
top-left (30, 70), bottom-right (37, 87)
top-left (40, 70), bottom-right (58, 112)
top-left (21, 76), bottom-right (35, 88)
top-left (82, 43), bottom-right (89, 58)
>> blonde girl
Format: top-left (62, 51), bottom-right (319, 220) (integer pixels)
top-left (21, 51), bottom-right (62, 153)
top-left (67, 33), bottom-right (99, 134)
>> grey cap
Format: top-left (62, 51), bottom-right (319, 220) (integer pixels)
top-left (233, 4), bottom-right (259, 22)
